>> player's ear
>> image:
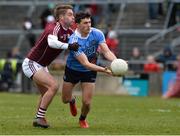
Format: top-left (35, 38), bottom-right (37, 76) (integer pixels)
top-left (59, 15), bottom-right (63, 20)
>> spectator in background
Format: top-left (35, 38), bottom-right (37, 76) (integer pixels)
top-left (87, 4), bottom-right (99, 26)
top-left (73, 1), bottom-right (81, 13)
top-left (145, 2), bottom-right (163, 28)
top-left (104, 24), bottom-right (113, 38)
top-left (10, 47), bottom-right (23, 74)
top-left (167, 1), bottom-right (180, 28)
top-left (10, 47), bottom-right (23, 91)
top-left (130, 47), bottom-right (143, 60)
top-left (11, 47), bottom-right (23, 60)
top-left (106, 30), bottom-right (119, 56)
top-left (23, 17), bottom-right (36, 48)
top-left (176, 4), bottom-right (180, 24)
top-left (73, 3), bottom-right (99, 27)
top-left (0, 50), bottom-right (19, 91)
top-left (155, 45), bottom-right (177, 71)
top-left (108, 3), bottom-right (119, 14)
top-left (129, 47), bottom-right (144, 72)
top-left (148, 3), bottom-right (159, 20)
top-left (40, 3), bottom-right (55, 29)
top-left (144, 55), bottom-right (161, 73)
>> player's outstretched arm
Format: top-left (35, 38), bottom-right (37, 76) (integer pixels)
top-left (99, 42), bottom-right (117, 61)
top-left (47, 34), bottom-right (79, 51)
top-left (76, 53), bottom-right (112, 75)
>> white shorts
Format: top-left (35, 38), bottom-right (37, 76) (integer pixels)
top-left (22, 58), bottom-right (48, 78)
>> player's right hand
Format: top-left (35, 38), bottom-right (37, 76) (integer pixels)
top-left (68, 42), bottom-right (79, 51)
top-left (104, 67), bottom-right (113, 76)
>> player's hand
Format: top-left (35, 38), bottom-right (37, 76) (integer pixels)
top-left (103, 67), bottom-right (123, 77)
top-left (68, 42), bottom-right (79, 51)
top-left (104, 67), bottom-right (113, 76)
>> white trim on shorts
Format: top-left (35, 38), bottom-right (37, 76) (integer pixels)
top-left (22, 58), bottom-right (48, 78)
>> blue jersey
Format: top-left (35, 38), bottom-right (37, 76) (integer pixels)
top-left (66, 27), bottom-right (105, 72)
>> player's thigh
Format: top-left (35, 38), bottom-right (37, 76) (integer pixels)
top-left (33, 68), bottom-right (58, 90)
top-left (81, 83), bottom-right (95, 103)
top-left (62, 81), bottom-right (75, 98)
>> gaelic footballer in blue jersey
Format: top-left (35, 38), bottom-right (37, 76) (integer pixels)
top-left (61, 11), bottom-right (117, 128)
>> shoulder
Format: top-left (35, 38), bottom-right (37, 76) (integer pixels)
top-left (91, 27), bottom-right (104, 35)
top-left (68, 33), bottom-right (78, 43)
top-left (90, 28), bottom-right (105, 40)
top-left (45, 22), bottom-right (56, 30)
top-left (44, 22), bottom-right (59, 33)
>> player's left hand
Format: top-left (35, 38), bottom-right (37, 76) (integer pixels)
top-left (68, 42), bottom-right (79, 51)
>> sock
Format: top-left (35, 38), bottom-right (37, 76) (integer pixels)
top-left (79, 114), bottom-right (86, 121)
top-left (36, 107), bottom-right (46, 118)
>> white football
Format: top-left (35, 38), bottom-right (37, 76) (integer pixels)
top-left (110, 59), bottom-right (128, 76)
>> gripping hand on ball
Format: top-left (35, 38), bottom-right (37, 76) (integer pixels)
top-left (104, 67), bottom-right (113, 76)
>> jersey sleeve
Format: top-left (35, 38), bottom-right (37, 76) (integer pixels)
top-left (95, 29), bottom-right (106, 45)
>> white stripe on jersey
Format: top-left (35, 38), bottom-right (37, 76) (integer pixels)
top-left (74, 51), bottom-right (81, 56)
top-left (53, 23), bottom-right (60, 36)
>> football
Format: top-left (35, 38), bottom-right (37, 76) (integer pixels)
top-left (110, 59), bottom-right (128, 76)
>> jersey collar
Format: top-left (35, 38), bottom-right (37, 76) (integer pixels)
top-left (74, 28), bottom-right (92, 39)
top-left (57, 22), bottom-right (68, 30)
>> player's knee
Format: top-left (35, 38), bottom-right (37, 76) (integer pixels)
top-left (62, 99), bottom-right (69, 104)
top-left (62, 96), bottom-right (70, 104)
top-left (82, 100), bottom-right (91, 107)
top-left (49, 82), bottom-right (59, 94)
top-left (53, 81), bottom-right (59, 90)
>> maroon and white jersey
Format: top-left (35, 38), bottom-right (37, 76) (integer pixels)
top-left (27, 22), bottom-right (73, 66)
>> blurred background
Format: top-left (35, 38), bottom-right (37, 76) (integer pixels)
top-left (0, 0), bottom-right (180, 97)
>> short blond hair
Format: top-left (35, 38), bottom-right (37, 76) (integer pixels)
top-left (53, 4), bottom-right (73, 21)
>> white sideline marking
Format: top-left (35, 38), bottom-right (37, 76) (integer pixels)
top-left (149, 109), bottom-right (171, 112)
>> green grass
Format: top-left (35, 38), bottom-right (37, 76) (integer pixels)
top-left (0, 92), bottom-right (180, 135)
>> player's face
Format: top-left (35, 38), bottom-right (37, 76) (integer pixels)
top-left (60, 9), bottom-right (74, 28)
top-left (78, 18), bottom-right (91, 36)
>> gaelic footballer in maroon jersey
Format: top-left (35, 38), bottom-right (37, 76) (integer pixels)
top-left (27, 22), bottom-right (73, 66)
top-left (22, 4), bottom-right (78, 128)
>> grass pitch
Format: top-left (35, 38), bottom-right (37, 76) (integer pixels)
top-left (0, 92), bottom-right (180, 135)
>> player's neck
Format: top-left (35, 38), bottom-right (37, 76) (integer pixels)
top-left (59, 22), bottom-right (69, 30)
top-left (77, 29), bottom-right (88, 37)
top-left (81, 33), bottom-right (88, 37)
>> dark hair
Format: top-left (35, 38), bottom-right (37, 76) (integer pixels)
top-left (53, 4), bottom-right (73, 21)
top-left (75, 11), bottom-right (91, 23)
